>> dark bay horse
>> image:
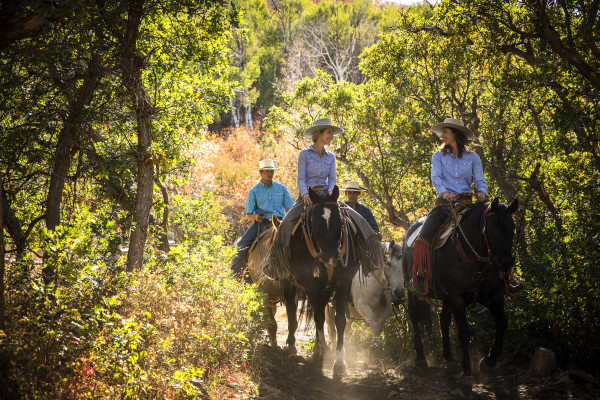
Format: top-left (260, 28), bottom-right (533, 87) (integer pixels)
top-left (265, 185), bottom-right (382, 376)
top-left (402, 198), bottom-right (519, 375)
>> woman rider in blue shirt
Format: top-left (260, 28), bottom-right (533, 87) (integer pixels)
top-left (409, 118), bottom-right (487, 295)
top-left (267, 118), bottom-right (340, 271)
top-left (267, 117), bottom-right (380, 274)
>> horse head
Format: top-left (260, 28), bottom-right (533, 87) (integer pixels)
top-left (384, 239), bottom-right (405, 304)
top-left (485, 197), bottom-right (519, 272)
top-left (307, 185), bottom-right (345, 267)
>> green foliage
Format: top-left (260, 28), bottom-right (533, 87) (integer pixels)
top-left (2, 191), bottom-right (265, 398)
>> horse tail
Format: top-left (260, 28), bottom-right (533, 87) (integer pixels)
top-left (297, 292), bottom-right (313, 331)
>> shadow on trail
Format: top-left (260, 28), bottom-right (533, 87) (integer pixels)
top-left (250, 343), bottom-right (600, 400)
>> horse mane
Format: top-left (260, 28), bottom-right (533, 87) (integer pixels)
top-left (460, 201), bottom-right (488, 235)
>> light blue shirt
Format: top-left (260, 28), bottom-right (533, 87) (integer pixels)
top-left (297, 145), bottom-right (337, 196)
top-left (431, 150), bottom-right (487, 196)
top-left (245, 180), bottom-right (295, 219)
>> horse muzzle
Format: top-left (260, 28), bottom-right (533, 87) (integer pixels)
top-left (392, 287), bottom-right (405, 303)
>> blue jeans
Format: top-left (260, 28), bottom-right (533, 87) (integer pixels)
top-left (230, 220), bottom-right (272, 274)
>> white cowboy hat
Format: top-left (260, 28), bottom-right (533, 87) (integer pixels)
top-left (339, 180), bottom-right (367, 192)
top-left (430, 118), bottom-right (474, 140)
top-left (255, 159), bottom-right (280, 172)
top-left (303, 117), bottom-right (344, 138)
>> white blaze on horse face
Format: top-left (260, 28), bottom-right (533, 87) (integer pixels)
top-left (322, 208), bottom-right (332, 231)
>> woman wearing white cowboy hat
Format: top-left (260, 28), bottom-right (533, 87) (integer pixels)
top-left (266, 117), bottom-right (343, 272)
top-left (409, 118), bottom-right (488, 295)
top-left (341, 181), bottom-right (382, 240)
top-left (230, 159), bottom-right (295, 280)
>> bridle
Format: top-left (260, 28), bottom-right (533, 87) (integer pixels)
top-left (301, 201), bottom-right (349, 265)
top-left (448, 202), bottom-right (519, 306)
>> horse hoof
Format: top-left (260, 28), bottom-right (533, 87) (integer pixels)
top-left (445, 361), bottom-right (461, 374)
top-left (333, 361), bottom-right (347, 377)
top-left (284, 345), bottom-right (297, 355)
top-left (479, 357), bottom-right (495, 375)
top-left (415, 359), bottom-right (428, 369)
top-left (460, 374), bottom-right (474, 385)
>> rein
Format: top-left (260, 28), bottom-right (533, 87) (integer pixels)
top-left (448, 201), bottom-right (495, 308)
top-left (301, 202), bottom-right (348, 264)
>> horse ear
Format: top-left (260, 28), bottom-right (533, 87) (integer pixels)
top-left (308, 187), bottom-right (320, 204)
top-left (491, 197), bottom-right (499, 211)
top-left (389, 239), bottom-right (395, 248)
top-left (331, 185), bottom-right (339, 202)
top-left (507, 198), bottom-right (519, 215)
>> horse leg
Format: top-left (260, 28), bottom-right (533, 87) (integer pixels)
top-left (311, 293), bottom-right (328, 370)
top-left (283, 285), bottom-right (298, 355)
top-left (480, 296), bottom-right (507, 372)
top-left (355, 298), bottom-right (381, 336)
top-left (451, 301), bottom-right (472, 375)
top-left (325, 302), bottom-right (337, 348)
top-left (440, 301), bottom-right (460, 373)
top-left (266, 298), bottom-right (278, 348)
top-left (440, 301), bottom-right (454, 362)
top-left (333, 291), bottom-right (349, 377)
top-left (408, 295), bottom-right (428, 368)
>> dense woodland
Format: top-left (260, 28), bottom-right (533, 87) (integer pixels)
top-left (0, 0), bottom-right (599, 398)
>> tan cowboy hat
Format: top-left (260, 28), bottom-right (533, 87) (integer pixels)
top-left (339, 180), bottom-right (367, 192)
top-left (255, 159), bottom-right (280, 172)
top-left (303, 117), bottom-right (344, 138)
top-left (430, 118), bottom-right (474, 140)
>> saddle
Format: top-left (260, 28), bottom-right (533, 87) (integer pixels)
top-left (248, 225), bottom-right (276, 255)
top-left (405, 206), bottom-right (470, 251)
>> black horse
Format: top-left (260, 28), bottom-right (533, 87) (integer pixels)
top-left (402, 197), bottom-right (519, 375)
top-left (267, 185), bottom-right (382, 376)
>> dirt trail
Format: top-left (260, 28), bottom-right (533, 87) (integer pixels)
top-left (249, 306), bottom-right (600, 400)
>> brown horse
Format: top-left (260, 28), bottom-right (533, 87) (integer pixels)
top-left (245, 217), bottom-right (298, 353)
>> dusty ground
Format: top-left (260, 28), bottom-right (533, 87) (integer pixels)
top-left (249, 305), bottom-right (600, 400)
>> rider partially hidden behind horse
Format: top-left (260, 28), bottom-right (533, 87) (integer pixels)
top-left (230, 159), bottom-right (295, 281)
top-left (341, 181), bottom-right (383, 241)
top-left (266, 118), bottom-right (381, 279)
top-left (409, 118), bottom-right (488, 295)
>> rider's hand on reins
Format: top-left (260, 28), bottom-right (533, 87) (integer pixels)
top-left (255, 214), bottom-right (264, 223)
top-left (476, 192), bottom-right (486, 202)
top-left (442, 192), bottom-right (457, 202)
top-left (303, 193), bottom-right (312, 205)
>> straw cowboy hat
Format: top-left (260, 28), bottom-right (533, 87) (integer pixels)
top-left (303, 117), bottom-right (344, 138)
top-left (255, 159), bottom-right (280, 172)
top-left (339, 180), bottom-right (367, 192)
top-left (430, 118), bottom-right (474, 140)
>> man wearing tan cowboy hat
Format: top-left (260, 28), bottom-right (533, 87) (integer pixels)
top-left (340, 181), bottom-right (382, 241)
top-left (230, 159), bottom-right (295, 280)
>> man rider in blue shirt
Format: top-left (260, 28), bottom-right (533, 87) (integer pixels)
top-left (341, 181), bottom-right (383, 241)
top-left (230, 159), bottom-right (295, 280)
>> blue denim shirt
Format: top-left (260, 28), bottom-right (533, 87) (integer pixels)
top-left (297, 145), bottom-right (337, 196)
top-left (345, 201), bottom-right (379, 233)
top-left (245, 180), bottom-right (295, 219)
top-left (431, 150), bottom-right (487, 196)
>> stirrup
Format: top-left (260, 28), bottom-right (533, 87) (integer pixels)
top-left (408, 278), bottom-right (429, 296)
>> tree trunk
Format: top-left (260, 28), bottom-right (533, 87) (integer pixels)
top-left (245, 103), bottom-right (253, 132)
top-left (230, 97), bottom-right (240, 129)
top-left (155, 167), bottom-right (170, 253)
top-left (43, 55), bottom-right (101, 283)
top-left (1, 193), bottom-right (28, 258)
top-left (121, 0), bottom-right (154, 272)
top-left (0, 176), bottom-right (5, 332)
